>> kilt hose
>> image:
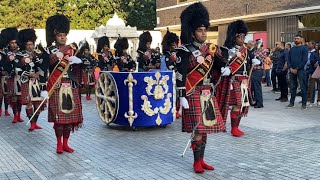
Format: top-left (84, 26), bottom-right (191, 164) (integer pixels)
top-left (21, 82), bottom-right (45, 112)
top-left (182, 85), bottom-right (226, 134)
top-left (48, 79), bottom-right (83, 129)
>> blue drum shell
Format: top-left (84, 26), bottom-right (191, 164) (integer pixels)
top-left (109, 71), bottom-right (175, 127)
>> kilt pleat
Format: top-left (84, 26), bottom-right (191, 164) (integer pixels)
top-left (6, 77), bottom-right (14, 96)
top-left (21, 82), bottom-right (29, 105)
top-left (0, 77), bottom-right (2, 98)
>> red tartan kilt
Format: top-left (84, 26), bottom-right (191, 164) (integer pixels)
top-left (6, 77), bottom-right (14, 96)
top-left (229, 75), bottom-right (249, 107)
top-left (48, 79), bottom-right (83, 125)
top-left (182, 85), bottom-right (226, 134)
top-left (20, 81), bottom-right (46, 111)
top-left (0, 77), bottom-right (2, 98)
top-left (21, 82), bottom-right (29, 105)
top-left (82, 70), bottom-right (95, 86)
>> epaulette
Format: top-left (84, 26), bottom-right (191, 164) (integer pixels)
top-left (175, 45), bottom-right (190, 52)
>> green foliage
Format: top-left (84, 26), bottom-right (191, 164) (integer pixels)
top-left (124, 0), bottom-right (157, 30)
top-left (0, 0), bottom-right (156, 30)
top-left (301, 13), bottom-right (320, 28)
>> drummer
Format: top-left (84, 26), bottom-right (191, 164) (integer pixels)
top-left (137, 31), bottom-right (160, 72)
top-left (97, 36), bottom-right (115, 71)
top-left (114, 37), bottom-right (136, 72)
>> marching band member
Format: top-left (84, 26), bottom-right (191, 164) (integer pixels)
top-left (161, 30), bottom-right (181, 117)
top-left (176, 2), bottom-right (227, 173)
top-left (215, 20), bottom-right (260, 137)
top-left (162, 30), bottom-right (179, 71)
top-left (45, 14), bottom-right (83, 153)
top-left (114, 37), bottom-right (136, 72)
top-left (137, 31), bottom-right (160, 72)
top-left (78, 41), bottom-right (96, 100)
top-left (2, 27), bottom-right (23, 123)
top-left (17, 28), bottom-right (48, 131)
top-left (0, 34), bottom-right (10, 117)
top-left (97, 36), bottom-right (115, 71)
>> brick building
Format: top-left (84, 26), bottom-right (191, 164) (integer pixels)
top-left (156, 0), bottom-right (320, 47)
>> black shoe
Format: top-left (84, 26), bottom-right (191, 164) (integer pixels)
top-left (275, 97), bottom-right (282, 101)
top-left (302, 104), bottom-right (307, 110)
top-left (254, 105), bottom-right (264, 108)
top-left (286, 103), bottom-right (294, 108)
top-left (251, 103), bottom-right (257, 107)
top-left (297, 91), bottom-right (302, 96)
top-left (280, 98), bottom-right (288, 102)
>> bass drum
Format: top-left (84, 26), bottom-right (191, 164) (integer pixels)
top-left (95, 72), bottom-right (119, 124)
top-left (96, 71), bottom-right (176, 127)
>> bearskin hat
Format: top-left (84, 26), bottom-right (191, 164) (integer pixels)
top-left (17, 29), bottom-right (37, 50)
top-left (0, 34), bottom-right (6, 49)
top-left (180, 2), bottom-right (209, 44)
top-left (224, 20), bottom-right (248, 49)
top-left (114, 37), bottom-right (129, 54)
top-left (161, 30), bottom-right (179, 53)
top-left (138, 31), bottom-right (152, 51)
top-left (96, 36), bottom-right (110, 53)
top-left (79, 40), bottom-right (90, 55)
top-left (1, 27), bottom-right (18, 45)
top-left (45, 14), bottom-right (70, 47)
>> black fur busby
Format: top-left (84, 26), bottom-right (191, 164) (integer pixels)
top-left (138, 31), bottom-right (152, 51)
top-left (224, 20), bottom-right (248, 49)
top-left (0, 34), bottom-right (6, 49)
top-left (17, 29), bottom-right (37, 50)
top-left (45, 14), bottom-right (70, 47)
top-left (79, 40), bottom-right (90, 55)
top-left (180, 2), bottom-right (209, 44)
top-left (161, 30), bottom-right (179, 53)
top-left (114, 37), bottom-right (129, 56)
top-left (1, 27), bottom-right (18, 45)
top-left (96, 36), bottom-right (110, 53)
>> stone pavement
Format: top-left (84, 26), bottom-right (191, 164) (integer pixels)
top-left (0, 88), bottom-right (320, 180)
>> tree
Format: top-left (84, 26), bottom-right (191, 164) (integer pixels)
top-left (0, 0), bottom-right (156, 30)
top-left (120, 0), bottom-right (156, 30)
top-left (0, 0), bottom-right (56, 28)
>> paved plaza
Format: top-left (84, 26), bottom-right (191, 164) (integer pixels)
top-left (0, 88), bottom-right (320, 180)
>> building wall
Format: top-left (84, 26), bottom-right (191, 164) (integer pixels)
top-left (156, 0), bottom-right (177, 9)
top-left (156, 0), bottom-right (320, 28)
top-left (267, 16), bottom-right (298, 46)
